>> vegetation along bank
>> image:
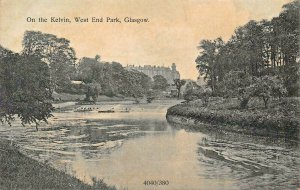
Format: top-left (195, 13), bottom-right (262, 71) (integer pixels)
top-left (166, 98), bottom-right (300, 140)
top-left (166, 1), bottom-right (299, 140)
top-left (0, 139), bottom-right (116, 190)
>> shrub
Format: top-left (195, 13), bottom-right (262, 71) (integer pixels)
top-left (222, 71), bottom-right (254, 109)
top-left (253, 76), bottom-right (287, 108)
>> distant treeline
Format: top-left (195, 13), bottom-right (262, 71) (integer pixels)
top-left (72, 57), bottom-right (153, 99)
top-left (196, 0), bottom-right (299, 97)
top-left (0, 31), bottom-right (168, 126)
top-left (21, 31), bottom-right (157, 98)
top-left (1, 30), bottom-right (172, 101)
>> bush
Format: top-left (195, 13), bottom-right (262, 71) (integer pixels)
top-left (253, 76), bottom-right (287, 108)
top-left (221, 71), bottom-right (254, 109)
top-left (167, 98), bottom-right (300, 139)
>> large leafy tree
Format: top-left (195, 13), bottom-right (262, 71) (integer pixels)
top-left (173, 79), bottom-right (186, 99)
top-left (232, 20), bottom-right (265, 76)
top-left (152, 75), bottom-right (168, 91)
top-left (195, 38), bottom-right (224, 92)
top-left (77, 56), bottom-right (152, 98)
top-left (0, 46), bottom-right (53, 130)
top-left (222, 71), bottom-right (254, 109)
top-left (84, 82), bottom-right (101, 103)
top-left (120, 70), bottom-right (151, 99)
top-left (22, 31), bottom-right (77, 92)
top-left (183, 81), bottom-right (202, 103)
top-left (195, 0), bottom-right (299, 96)
top-left (253, 76), bottom-right (287, 108)
top-left (77, 56), bottom-right (104, 84)
top-left (77, 58), bottom-right (124, 96)
top-left (273, 1), bottom-right (299, 96)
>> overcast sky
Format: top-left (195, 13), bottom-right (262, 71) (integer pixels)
top-left (0, 0), bottom-right (291, 80)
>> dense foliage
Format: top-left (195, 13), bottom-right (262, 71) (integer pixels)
top-left (1, 29), bottom-right (163, 128)
top-left (0, 46), bottom-right (53, 128)
top-left (183, 81), bottom-right (201, 102)
top-left (174, 79), bottom-right (186, 98)
top-left (196, 0), bottom-right (299, 97)
top-left (18, 31), bottom-right (176, 103)
top-left (22, 31), bottom-right (77, 92)
top-left (167, 98), bottom-right (300, 139)
top-left (183, 83), bottom-right (212, 105)
top-left (170, 1), bottom-right (299, 139)
top-left (76, 57), bottom-right (152, 99)
top-left (152, 75), bottom-right (168, 91)
top-left (221, 71), bottom-right (254, 109)
top-left (252, 75), bottom-right (287, 108)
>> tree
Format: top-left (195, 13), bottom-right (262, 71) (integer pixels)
top-left (152, 75), bottom-right (168, 91)
top-left (84, 83), bottom-right (101, 104)
top-left (195, 38), bottom-right (224, 92)
top-left (199, 87), bottom-right (212, 107)
top-left (253, 76), bottom-right (287, 108)
top-left (183, 88), bottom-right (198, 103)
top-left (120, 70), bottom-right (151, 100)
top-left (233, 21), bottom-right (266, 76)
top-left (77, 57), bottom-right (102, 83)
top-left (195, 1), bottom-right (299, 96)
top-left (146, 90), bottom-right (155, 103)
top-left (76, 57), bottom-right (153, 98)
top-left (22, 31), bottom-right (77, 92)
top-left (77, 57), bottom-right (116, 96)
top-left (95, 54), bottom-right (101, 62)
top-left (182, 83), bottom-right (212, 105)
top-left (173, 79), bottom-right (186, 99)
top-left (222, 71), bottom-right (254, 109)
top-left (183, 81), bottom-right (201, 102)
top-left (0, 47), bottom-right (53, 130)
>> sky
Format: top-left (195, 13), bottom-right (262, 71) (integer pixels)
top-left (0, 0), bottom-right (292, 80)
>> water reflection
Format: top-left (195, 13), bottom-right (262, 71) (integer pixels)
top-left (0, 100), bottom-right (298, 190)
top-left (71, 128), bottom-right (238, 190)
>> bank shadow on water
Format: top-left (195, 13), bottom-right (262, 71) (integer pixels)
top-left (168, 120), bottom-right (299, 149)
top-left (167, 120), bottom-right (300, 190)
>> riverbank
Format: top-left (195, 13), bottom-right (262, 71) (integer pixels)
top-left (0, 139), bottom-right (116, 190)
top-left (166, 98), bottom-right (300, 140)
top-left (52, 92), bottom-right (132, 102)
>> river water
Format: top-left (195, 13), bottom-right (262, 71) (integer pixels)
top-left (0, 100), bottom-right (299, 190)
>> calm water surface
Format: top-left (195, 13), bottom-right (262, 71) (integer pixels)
top-left (0, 100), bottom-right (299, 190)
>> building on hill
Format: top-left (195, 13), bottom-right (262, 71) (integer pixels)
top-left (125, 63), bottom-right (180, 84)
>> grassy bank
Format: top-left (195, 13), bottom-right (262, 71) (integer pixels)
top-left (52, 92), bottom-right (130, 102)
top-left (166, 98), bottom-right (300, 140)
top-left (0, 139), bottom-right (116, 190)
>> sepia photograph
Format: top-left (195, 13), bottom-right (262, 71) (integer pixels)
top-left (0, 0), bottom-right (299, 190)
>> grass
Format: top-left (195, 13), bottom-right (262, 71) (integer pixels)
top-left (0, 139), bottom-right (116, 190)
top-left (167, 97), bottom-right (300, 139)
top-left (53, 92), bottom-right (86, 101)
top-left (52, 92), bottom-right (132, 102)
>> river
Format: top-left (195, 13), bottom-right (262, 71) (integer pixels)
top-left (0, 100), bottom-right (299, 190)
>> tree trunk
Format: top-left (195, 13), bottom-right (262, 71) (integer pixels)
top-left (240, 98), bottom-right (249, 109)
top-left (35, 123), bottom-right (39, 131)
top-left (263, 97), bottom-right (269, 108)
top-left (177, 88), bottom-right (181, 99)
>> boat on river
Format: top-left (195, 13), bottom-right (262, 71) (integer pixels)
top-left (119, 108), bottom-right (130, 113)
top-left (98, 107), bottom-right (115, 113)
top-left (98, 110), bottom-right (115, 113)
top-left (119, 110), bottom-right (130, 113)
top-left (74, 107), bottom-right (93, 112)
top-left (98, 107), bottom-right (130, 113)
